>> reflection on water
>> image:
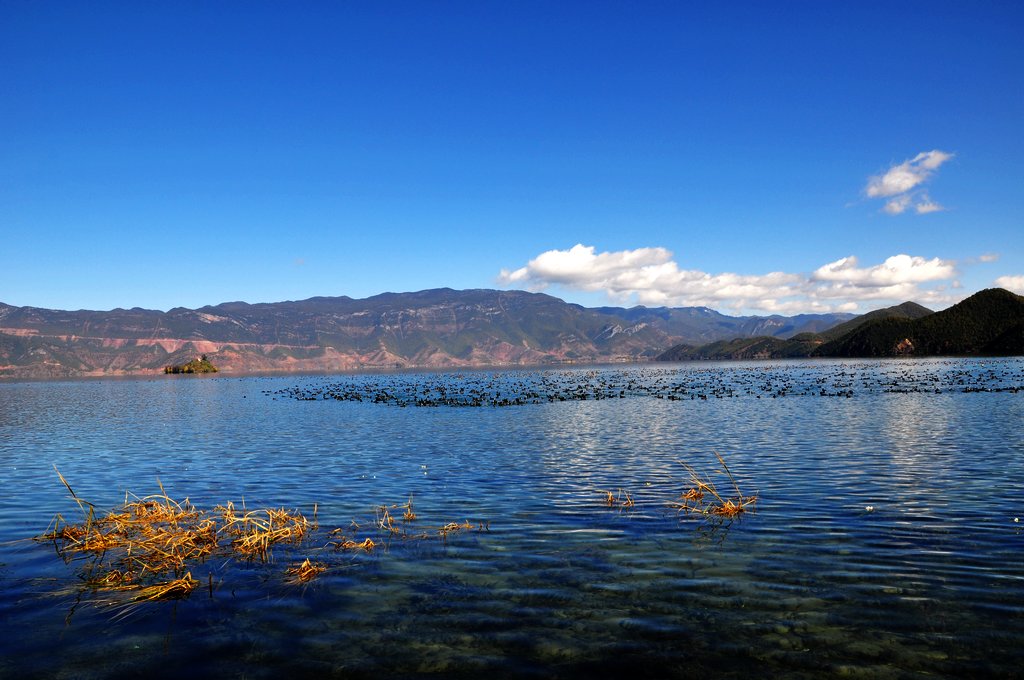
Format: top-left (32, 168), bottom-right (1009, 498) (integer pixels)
top-left (0, 358), bottom-right (1022, 678)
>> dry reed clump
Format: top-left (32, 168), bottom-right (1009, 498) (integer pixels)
top-left (284, 558), bottom-right (327, 584)
top-left (375, 505), bottom-right (400, 535)
top-left (41, 473), bottom-right (496, 607)
top-left (370, 496), bottom-right (417, 536)
top-left (670, 451), bottom-right (757, 519)
top-left (401, 496), bottom-right (416, 522)
top-left (438, 520), bottom-right (474, 538)
top-left (217, 504), bottom-right (313, 561)
top-left (329, 498), bottom-right (489, 549)
top-left (132, 573), bottom-right (200, 602)
top-left (40, 473), bottom-right (497, 614)
top-left (39, 467), bottom-right (318, 604)
top-left (41, 471), bottom-right (221, 594)
top-left (328, 526), bottom-right (378, 552)
top-left (600, 488), bottom-right (635, 509)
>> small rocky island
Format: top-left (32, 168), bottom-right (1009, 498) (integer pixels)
top-left (164, 354), bottom-right (218, 374)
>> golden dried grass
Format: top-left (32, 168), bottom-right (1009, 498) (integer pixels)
top-left (40, 469), bottom-right (317, 605)
top-left (401, 496), bottom-right (416, 522)
top-left (438, 520), bottom-right (474, 539)
top-left (329, 532), bottom-right (377, 552)
top-left (599, 488), bottom-right (635, 509)
top-left (220, 507), bottom-right (312, 561)
top-left (284, 558), bottom-right (327, 584)
top-left (670, 451), bottom-right (757, 519)
top-left (132, 573), bottom-right (200, 602)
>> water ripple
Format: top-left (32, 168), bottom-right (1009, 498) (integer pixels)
top-left (0, 359), bottom-right (1022, 677)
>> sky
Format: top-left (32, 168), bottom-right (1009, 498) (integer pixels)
top-left (2, 1), bottom-right (1022, 316)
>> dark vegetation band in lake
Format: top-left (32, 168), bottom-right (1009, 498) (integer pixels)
top-left (0, 358), bottom-right (1022, 678)
top-left (270, 359), bottom-right (1024, 406)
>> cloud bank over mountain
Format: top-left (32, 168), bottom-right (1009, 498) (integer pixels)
top-left (498, 244), bottom-right (972, 313)
top-left (995, 275), bottom-right (1024, 294)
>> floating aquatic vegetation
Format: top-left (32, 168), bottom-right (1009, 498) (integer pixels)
top-left (42, 470), bottom-right (220, 590)
top-left (39, 470), bottom-right (496, 613)
top-left (132, 573), bottom-right (200, 602)
top-left (284, 558), bottom-right (327, 584)
top-left (38, 454), bottom-right (758, 615)
top-left (437, 520), bottom-right (491, 544)
top-left (334, 498), bottom-right (490, 546)
top-left (269, 361), bottom-right (1024, 409)
top-left (402, 495), bottom-right (416, 522)
top-left (39, 469), bottom-right (319, 609)
top-left (438, 520), bottom-right (473, 538)
top-left (332, 536), bottom-right (377, 552)
top-left (600, 488), bottom-right (635, 509)
top-left (219, 504), bottom-right (313, 561)
top-left (375, 504), bottom-right (400, 535)
top-left (328, 524), bottom-right (378, 552)
top-left (671, 451), bottom-right (757, 519)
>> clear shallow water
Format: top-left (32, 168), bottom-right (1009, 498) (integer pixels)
top-left (1, 358), bottom-right (1022, 679)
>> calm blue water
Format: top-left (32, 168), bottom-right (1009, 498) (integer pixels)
top-left (1, 358), bottom-right (1022, 678)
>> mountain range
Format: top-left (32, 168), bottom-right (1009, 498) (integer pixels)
top-left (1, 288), bottom-right (1020, 378)
top-left (0, 289), bottom-right (850, 378)
top-left (814, 288), bottom-right (1024, 358)
top-left (656, 289), bottom-right (1024, 361)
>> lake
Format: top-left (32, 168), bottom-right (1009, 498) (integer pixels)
top-left (1, 358), bottom-right (1022, 678)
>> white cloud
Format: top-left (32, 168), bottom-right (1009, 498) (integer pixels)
top-left (963, 253), bottom-right (1000, 266)
top-left (499, 244), bottom-right (673, 289)
top-left (499, 244), bottom-right (963, 314)
top-left (995, 275), bottom-right (1024, 294)
top-left (914, 194), bottom-right (945, 214)
top-left (884, 195), bottom-right (912, 215)
top-left (866, 150), bottom-right (953, 198)
top-left (499, 244), bottom-right (804, 311)
top-left (864, 150), bottom-right (952, 215)
top-left (811, 254), bottom-right (955, 286)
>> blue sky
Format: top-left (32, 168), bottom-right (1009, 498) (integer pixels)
top-left (2, 1), bottom-right (1021, 315)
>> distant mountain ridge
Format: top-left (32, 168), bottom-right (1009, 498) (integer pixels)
top-left (5, 288), bottom-right (1018, 378)
top-left (0, 288), bottom-right (853, 378)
